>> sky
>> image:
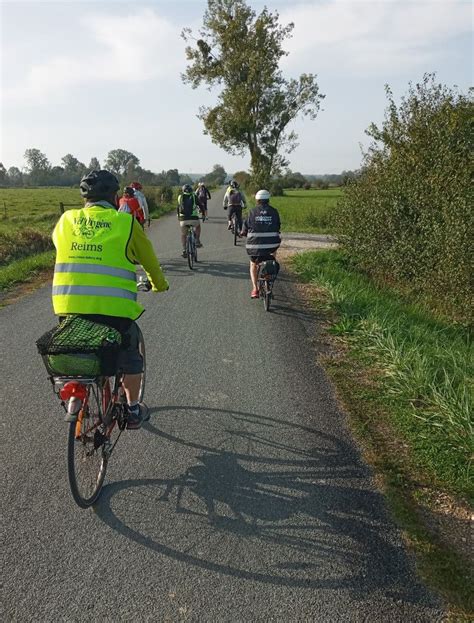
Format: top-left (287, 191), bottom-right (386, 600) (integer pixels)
top-left (0, 0), bottom-right (472, 175)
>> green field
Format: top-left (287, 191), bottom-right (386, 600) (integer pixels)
top-left (271, 188), bottom-right (341, 234)
top-left (0, 186), bottom-right (176, 291)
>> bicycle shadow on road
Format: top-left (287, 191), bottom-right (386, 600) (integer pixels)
top-left (94, 406), bottom-right (438, 610)
top-left (161, 258), bottom-right (248, 281)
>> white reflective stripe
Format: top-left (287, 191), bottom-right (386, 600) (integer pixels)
top-left (52, 285), bottom-right (137, 301)
top-left (246, 232), bottom-right (281, 239)
top-left (55, 263), bottom-right (136, 281)
top-left (246, 243), bottom-right (281, 249)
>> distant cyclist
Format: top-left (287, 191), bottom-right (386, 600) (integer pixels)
top-left (177, 184), bottom-right (202, 257)
top-left (223, 180), bottom-right (246, 233)
top-left (118, 186), bottom-right (145, 227)
top-left (196, 182), bottom-right (211, 220)
top-left (130, 182), bottom-right (150, 226)
top-left (240, 189), bottom-right (281, 299)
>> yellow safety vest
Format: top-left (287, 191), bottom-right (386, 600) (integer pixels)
top-left (52, 206), bottom-right (143, 319)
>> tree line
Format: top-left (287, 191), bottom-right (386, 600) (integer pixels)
top-left (0, 149), bottom-right (229, 189)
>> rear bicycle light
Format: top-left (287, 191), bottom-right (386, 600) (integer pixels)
top-left (59, 381), bottom-right (88, 401)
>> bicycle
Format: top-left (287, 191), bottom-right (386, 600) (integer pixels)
top-left (256, 258), bottom-right (279, 312)
top-left (229, 203), bottom-right (244, 246)
top-left (185, 223), bottom-right (198, 270)
top-left (198, 204), bottom-right (207, 222)
top-left (36, 283), bottom-right (148, 508)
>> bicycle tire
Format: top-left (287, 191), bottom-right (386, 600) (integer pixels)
top-left (67, 382), bottom-right (108, 508)
top-left (233, 215), bottom-right (238, 246)
top-left (187, 232), bottom-right (194, 270)
top-left (137, 326), bottom-right (146, 402)
top-left (264, 280), bottom-right (271, 312)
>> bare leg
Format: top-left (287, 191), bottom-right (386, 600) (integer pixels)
top-left (250, 261), bottom-right (259, 290)
top-left (180, 228), bottom-right (187, 250)
top-left (195, 223), bottom-right (201, 241)
top-left (122, 373), bottom-right (142, 403)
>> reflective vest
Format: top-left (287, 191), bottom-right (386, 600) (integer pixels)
top-left (52, 206), bottom-right (143, 319)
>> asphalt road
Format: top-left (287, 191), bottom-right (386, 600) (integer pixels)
top-left (1, 190), bottom-right (442, 621)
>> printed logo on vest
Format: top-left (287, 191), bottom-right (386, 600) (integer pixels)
top-left (72, 217), bottom-right (111, 239)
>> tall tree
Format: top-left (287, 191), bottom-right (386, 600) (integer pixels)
top-left (7, 166), bottom-right (23, 187)
top-left (24, 148), bottom-right (51, 185)
top-left (182, 0), bottom-right (324, 188)
top-left (61, 154), bottom-right (85, 172)
top-left (104, 149), bottom-right (140, 177)
top-left (0, 163), bottom-right (7, 186)
top-left (203, 163), bottom-right (227, 185)
top-left (88, 157), bottom-right (100, 171)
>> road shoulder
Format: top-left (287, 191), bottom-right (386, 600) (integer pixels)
top-left (278, 246), bottom-right (472, 621)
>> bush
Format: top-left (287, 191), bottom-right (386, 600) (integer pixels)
top-left (0, 228), bottom-right (52, 265)
top-left (269, 180), bottom-right (284, 196)
top-left (332, 75), bottom-right (473, 322)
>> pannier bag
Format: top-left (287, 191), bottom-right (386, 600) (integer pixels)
top-left (259, 260), bottom-right (280, 277)
top-left (36, 315), bottom-right (122, 377)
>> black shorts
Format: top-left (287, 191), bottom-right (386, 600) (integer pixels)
top-left (73, 315), bottom-right (144, 375)
top-left (249, 252), bottom-right (278, 263)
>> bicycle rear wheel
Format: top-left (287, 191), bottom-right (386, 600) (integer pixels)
top-left (187, 231), bottom-right (194, 270)
top-left (67, 381), bottom-right (108, 508)
top-left (233, 215), bottom-right (238, 246)
top-left (263, 280), bottom-right (272, 311)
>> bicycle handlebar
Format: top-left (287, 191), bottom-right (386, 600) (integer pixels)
top-left (137, 278), bottom-right (152, 292)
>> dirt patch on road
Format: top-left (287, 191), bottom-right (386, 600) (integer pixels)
top-left (280, 233), bottom-right (338, 255)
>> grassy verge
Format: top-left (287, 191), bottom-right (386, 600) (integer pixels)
top-left (271, 189), bottom-right (341, 234)
top-left (0, 250), bottom-right (55, 292)
top-left (289, 249), bottom-right (473, 615)
top-left (0, 186), bottom-right (178, 294)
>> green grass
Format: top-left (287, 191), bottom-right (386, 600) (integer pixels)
top-left (0, 250), bottom-right (55, 291)
top-left (0, 187), bottom-right (80, 232)
top-left (0, 186), bottom-right (177, 291)
top-left (271, 188), bottom-right (341, 234)
top-left (290, 249), bottom-right (473, 615)
top-left (292, 249), bottom-right (473, 499)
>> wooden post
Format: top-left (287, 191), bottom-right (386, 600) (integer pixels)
top-left (59, 202), bottom-right (65, 214)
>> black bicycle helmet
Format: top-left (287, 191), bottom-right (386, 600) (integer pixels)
top-left (123, 186), bottom-right (135, 196)
top-left (230, 180), bottom-right (239, 189)
top-left (80, 170), bottom-right (120, 200)
top-left (182, 184), bottom-right (193, 193)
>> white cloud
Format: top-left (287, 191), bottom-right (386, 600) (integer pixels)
top-left (279, 0), bottom-right (472, 73)
top-left (3, 8), bottom-right (184, 103)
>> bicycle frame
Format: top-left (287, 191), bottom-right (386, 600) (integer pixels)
top-left (186, 224), bottom-right (198, 269)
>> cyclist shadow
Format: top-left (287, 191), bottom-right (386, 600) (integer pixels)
top-left (161, 259), bottom-right (248, 280)
top-left (95, 406), bottom-right (437, 608)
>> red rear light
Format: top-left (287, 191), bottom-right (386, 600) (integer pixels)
top-left (60, 382), bottom-right (87, 401)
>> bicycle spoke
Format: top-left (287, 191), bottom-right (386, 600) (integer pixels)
top-left (67, 382), bottom-right (108, 508)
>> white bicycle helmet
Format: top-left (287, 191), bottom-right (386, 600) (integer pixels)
top-left (255, 189), bottom-right (271, 201)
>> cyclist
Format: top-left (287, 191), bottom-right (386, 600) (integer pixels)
top-left (130, 181), bottom-right (150, 226)
top-left (240, 189), bottom-right (281, 299)
top-left (118, 186), bottom-right (145, 226)
top-left (196, 182), bottom-right (211, 219)
top-left (52, 170), bottom-right (169, 429)
top-left (177, 183), bottom-right (202, 257)
top-left (223, 180), bottom-right (246, 233)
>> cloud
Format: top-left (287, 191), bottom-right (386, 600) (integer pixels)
top-left (279, 0), bottom-right (471, 73)
top-left (3, 8), bottom-right (184, 103)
